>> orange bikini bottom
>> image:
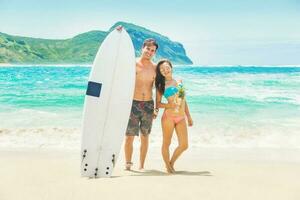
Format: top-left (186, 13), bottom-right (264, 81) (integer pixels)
top-left (162, 112), bottom-right (185, 124)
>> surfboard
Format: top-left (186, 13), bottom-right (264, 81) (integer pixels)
top-left (80, 27), bottom-right (135, 178)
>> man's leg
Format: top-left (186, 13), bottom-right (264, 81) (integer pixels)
top-left (139, 100), bottom-right (154, 170)
top-left (124, 100), bottom-right (139, 170)
top-left (139, 133), bottom-right (149, 170)
top-left (125, 135), bottom-right (135, 170)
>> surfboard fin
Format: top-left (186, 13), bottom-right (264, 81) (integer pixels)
top-left (112, 154), bottom-right (116, 167)
top-left (94, 168), bottom-right (98, 178)
top-left (81, 149), bottom-right (87, 163)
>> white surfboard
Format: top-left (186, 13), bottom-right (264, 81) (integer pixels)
top-left (81, 27), bottom-right (135, 178)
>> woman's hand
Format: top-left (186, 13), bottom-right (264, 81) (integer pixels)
top-left (153, 108), bottom-right (159, 119)
top-left (187, 117), bottom-right (193, 127)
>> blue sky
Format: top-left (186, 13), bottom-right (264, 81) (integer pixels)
top-left (1, 0), bottom-right (300, 65)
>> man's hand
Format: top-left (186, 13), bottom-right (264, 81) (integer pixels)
top-left (116, 25), bottom-right (123, 32)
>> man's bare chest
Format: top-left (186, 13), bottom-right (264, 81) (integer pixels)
top-left (136, 67), bottom-right (155, 81)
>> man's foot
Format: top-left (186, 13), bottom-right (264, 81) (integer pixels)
top-left (125, 162), bottom-right (133, 170)
top-left (138, 167), bottom-right (146, 172)
top-left (139, 164), bottom-right (146, 170)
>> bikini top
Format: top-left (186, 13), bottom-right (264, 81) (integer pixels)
top-left (164, 86), bottom-right (178, 99)
top-left (164, 79), bottom-right (184, 99)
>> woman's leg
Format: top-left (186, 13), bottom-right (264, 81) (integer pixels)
top-left (170, 119), bottom-right (188, 171)
top-left (161, 116), bottom-right (175, 173)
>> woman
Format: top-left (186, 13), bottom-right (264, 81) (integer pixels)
top-left (155, 59), bottom-right (193, 173)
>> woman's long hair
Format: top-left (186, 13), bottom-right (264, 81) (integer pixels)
top-left (155, 59), bottom-right (173, 95)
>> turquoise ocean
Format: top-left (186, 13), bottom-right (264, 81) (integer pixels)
top-left (0, 65), bottom-right (300, 149)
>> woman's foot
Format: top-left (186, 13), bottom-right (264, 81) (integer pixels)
top-left (166, 165), bottom-right (175, 174)
top-left (166, 168), bottom-right (174, 174)
top-left (170, 162), bottom-right (176, 172)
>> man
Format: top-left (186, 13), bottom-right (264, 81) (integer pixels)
top-left (125, 38), bottom-right (159, 170)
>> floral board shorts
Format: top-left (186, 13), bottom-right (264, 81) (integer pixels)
top-left (126, 100), bottom-right (154, 136)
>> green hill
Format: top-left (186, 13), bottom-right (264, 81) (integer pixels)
top-left (0, 22), bottom-right (193, 65)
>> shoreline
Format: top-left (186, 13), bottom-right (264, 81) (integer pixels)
top-left (1, 126), bottom-right (300, 149)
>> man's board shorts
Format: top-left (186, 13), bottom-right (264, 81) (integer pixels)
top-left (126, 100), bottom-right (154, 136)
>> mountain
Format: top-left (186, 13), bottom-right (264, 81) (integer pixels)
top-left (0, 22), bottom-right (193, 65)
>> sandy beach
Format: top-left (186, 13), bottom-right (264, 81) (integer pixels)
top-left (1, 147), bottom-right (300, 200)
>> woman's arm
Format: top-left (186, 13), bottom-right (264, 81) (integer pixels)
top-left (185, 100), bottom-right (193, 126)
